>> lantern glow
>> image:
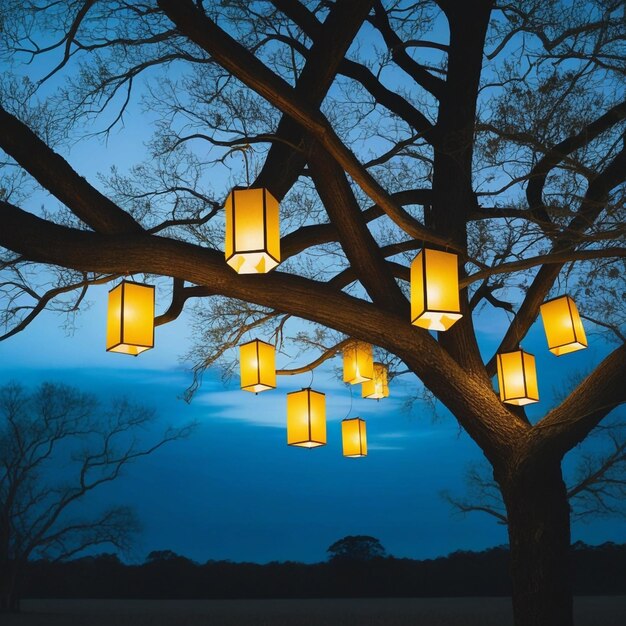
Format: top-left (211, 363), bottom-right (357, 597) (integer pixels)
top-left (225, 187), bottom-right (280, 274)
top-left (362, 362), bottom-right (389, 399)
top-left (540, 295), bottom-right (587, 356)
top-left (287, 388), bottom-right (326, 448)
top-left (106, 280), bottom-right (155, 356)
top-left (343, 341), bottom-right (374, 385)
top-left (496, 349), bottom-right (539, 406)
top-left (411, 248), bottom-right (462, 331)
top-left (342, 417), bottom-right (367, 458)
top-left (239, 339), bottom-right (276, 392)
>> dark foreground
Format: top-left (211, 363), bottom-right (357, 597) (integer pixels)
top-left (4, 597), bottom-right (625, 626)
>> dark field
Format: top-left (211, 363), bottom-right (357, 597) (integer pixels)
top-left (4, 597), bottom-right (625, 626)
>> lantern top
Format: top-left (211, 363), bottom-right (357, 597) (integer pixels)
top-left (108, 278), bottom-right (155, 292)
top-left (240, 337), bottom-right (275, 348)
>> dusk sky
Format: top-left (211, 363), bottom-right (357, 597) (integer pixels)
top-left (0, 287), bottom-right (622, 564)
top-left (1, 10), bottom-right (624, 567)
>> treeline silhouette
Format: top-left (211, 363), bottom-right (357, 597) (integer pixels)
top-left (23, 542), bottom-right (626, 599)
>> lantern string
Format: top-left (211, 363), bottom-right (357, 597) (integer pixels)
top-left (230, 145), bottom-right (251, 187)
top-left (308, 366), bottom-right (314, 388)
top-left (343, 384), bottom-right (353, 420)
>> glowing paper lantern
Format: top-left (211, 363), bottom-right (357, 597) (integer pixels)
top-left (239, 339), bottom-right (276, 393)
top-left (411, 248), bottom-right (462, 331)
top-left (343, 341), bottom-right (374, 385)
top-left (342, 417), bottom-right (367, 458)
top-left (106, 280), bottom-right (155, 356)
top-left (540, 295), bottom-right (587, 356)
top-left (362, 362), bottom-right (389, 400)
top-left (224, 187), bottom-right (280, 274)
top-left (287, 388), bottom-right (326, 448)
top-left (496, 349), bottom-right (539, 406)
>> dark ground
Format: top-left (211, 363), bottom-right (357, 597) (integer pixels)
top-left (4, 597), bottom-right (626, 626)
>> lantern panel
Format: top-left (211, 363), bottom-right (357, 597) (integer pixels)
top-left (343, 341), bottom-right (374, 385)
top-left (362, 362), bottom-right (389, 399)
top-left (287, 388), bottom-right (326, 448)
top-left (106, 281), bottom-right (154, 356)
top-left (239, 339), bottom-right (276, 393)
top-left (411, 249), bottom-right (462, 331)
top-left (496, 349), bottom-right (539, 406)
top-left (342, 417), bottom-right (367, 458)
top-left (540, 296), bottom-right (587, 356)
top-left (225, 187), bottom-right (280, 274)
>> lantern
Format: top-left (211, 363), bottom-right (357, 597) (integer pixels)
top-left (342, 417), bottom-right (367, 458)
top-left (540, 295), bottom-right (587, 356)
top-left (224, 187), bottom-right (280, 274)
top-left (286, 388), bottom-right (326, 448)
top-left (411, 248), bottom-right (462, 331)
top-left (362, 362), bottom-right (389, 399)
top-left (106, 280), bottom-right (155, 356)
top-left (496, 349), bottom-right (539, 406)
top-left (239, 339), bottom-right (276, 393)
top-left (343, 341), bottom-right (374, 385)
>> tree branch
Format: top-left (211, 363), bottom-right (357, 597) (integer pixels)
top-left (0, 104), bottom-right (142, 235)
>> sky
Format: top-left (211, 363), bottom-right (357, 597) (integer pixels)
top-left (0, 4), bottom-right (624, 566)
top-left (0, 291), bottom-right (622, 564)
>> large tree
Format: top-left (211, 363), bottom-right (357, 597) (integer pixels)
top-left (0, 1), bottom-right (624, 625)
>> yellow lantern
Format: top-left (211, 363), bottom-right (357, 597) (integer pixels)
top-left (224, 187), bottom-right (280, 274)
top-left (342, 417), bottom-right (367, 458)
top-left (106, 280), bottom-right (155, 356)
top-left (362, 362), bottom-right (389, 399)
top-left (540, 295), bottom-right (587, 356)
top-left (343, 341), bottom-right (374, 385)
top-left (286, 388), bottom-right (326, 448)
top-left (411, 248), bottom-right (462, 331)
top-left (239, 339), bottom-right (276, 393)
top-left (496, 349), bottom-right (539, 406)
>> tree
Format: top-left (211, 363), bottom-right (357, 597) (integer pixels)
top-left (0, 382), bottom-right (192, 612)
top-left (0, 1), bottom-right (624, 624)
top-left (327, 535), bottom-right (387, 562)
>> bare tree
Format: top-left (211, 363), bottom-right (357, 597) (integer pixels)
top-left (0, 2), bottom-right (624, 625)
top-left (0, 382), bottom-right (192, 612)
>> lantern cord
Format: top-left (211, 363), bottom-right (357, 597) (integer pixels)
top-left (343, 384), bottom-right (353, 420)
top-left (230, 144), bottom-right (251, 187)
top-left (308, 366), bottom-right (314, 388)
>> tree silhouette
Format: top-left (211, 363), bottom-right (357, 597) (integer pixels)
top-left (0, 382), bottom-right (192, 612)
top-left (327, 535), bottom-right (388, 562)
top-left (0, 2), bottom-right (624, 625)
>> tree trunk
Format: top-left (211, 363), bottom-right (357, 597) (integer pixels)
top-left (499, 459), bottom-right (573, 626)
top-left (0, 560), bottom-right (20, 613)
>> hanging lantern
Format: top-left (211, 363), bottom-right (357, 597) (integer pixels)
top-left (106, 280), bottom-right (155, 356)
top-left (239, 339), bottom-right (276, 393)
top-left (342, 417), bottom-right (367, 458)
top-left (496, 349), bottom-right (539, 406)
top-left (343, 341), bottom-right (374, 385)
top-left (411, 248), bottom-right (462, 331)
top-left (224, 187), bottom-right (280, 274)
top-left (362, 362), bottom-right (389, 399)
top-left (287, 388), bottom-right (326, 448)
top-left (540, 295), bottom-right (587, 356)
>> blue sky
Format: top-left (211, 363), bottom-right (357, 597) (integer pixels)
top-left (0, 293), bottom-right (622, 564)
top-left (1, 5), bottom-right (624, 565)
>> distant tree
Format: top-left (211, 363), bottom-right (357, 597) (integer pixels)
top-left (146, 549), bottom-right (185, 563)
top-left (327, 535), bottom-right (387, 562)
top-left (0, 382), bottom-right (192, 613)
